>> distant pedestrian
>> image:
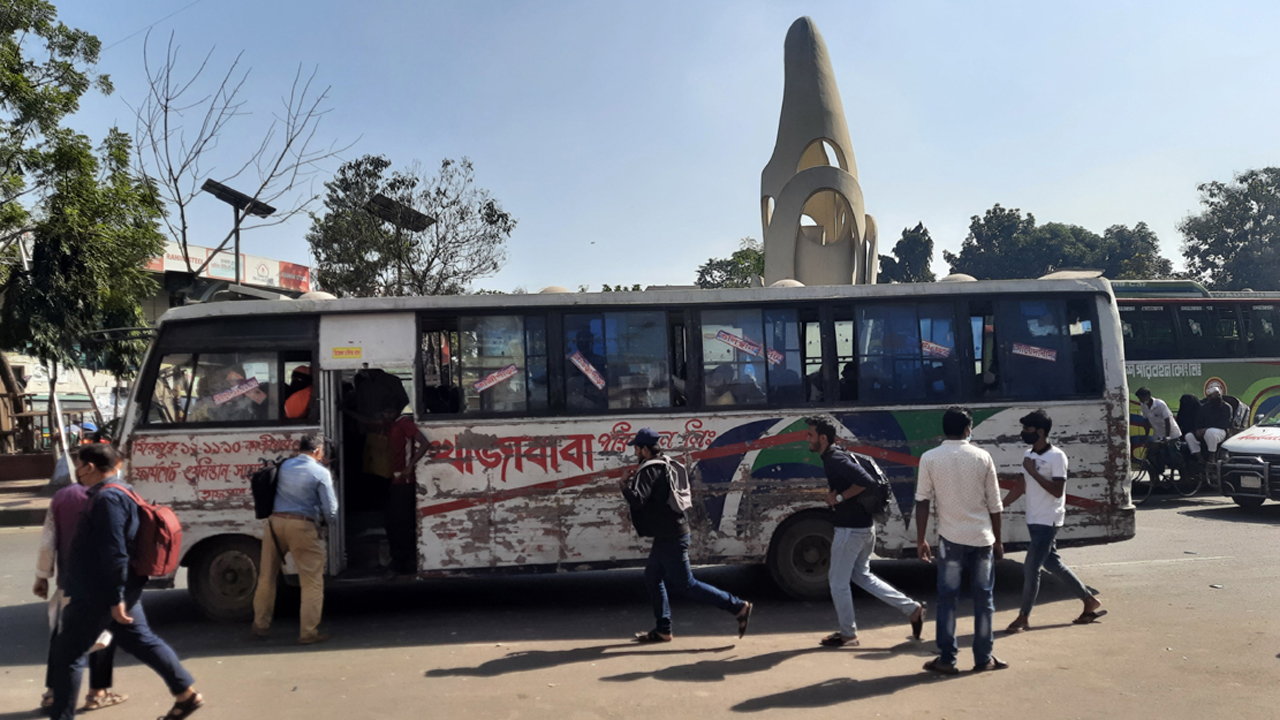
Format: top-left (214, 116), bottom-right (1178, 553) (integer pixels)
top-left (47, 444), bottom-right (202, 720)
top-left (35, 455), bottom-right (125, 712)
top-left (1002, 410), bottom-right (1105, 634)
top-left (915, 407), bottom-right (1008, 674)
top-left (621, 428), bottom-right (752, 642)
top-left (804, 416), bottom-right (924, 647)
top-left (252, 434), bottom-right (338, 644)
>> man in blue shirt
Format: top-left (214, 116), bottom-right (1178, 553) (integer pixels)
top-left (252, 434), bottom-right (338, 645)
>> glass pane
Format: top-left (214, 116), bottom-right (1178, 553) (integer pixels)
top-left (804, 320), bottom-right (825, 401)
top-left (1246, 304), bottom-right (1280, 357)
top-left (186, 352), bottom-right (279, 423)
top-left (1066, 298), bottom-right (1101, 395)
top-left (764, 309), bottom-right (805, 404)
top-left (565, 314), bottom-right (609, 413)
top-left (1177, 304), bottom-right (1238, 359)
top-left (856, 304), bottom-right (960, 403)
top-left (604, 311), bottom-right (670, 410)
top-left (147, 354), bottom-right (196, 424)
top-left (283, 359), bottom-right (315, 421)
top-left (1000, 299), bottom-right (1073, 399)
top-left (525, 316), bottom-right (549, 412)
top-left (702, 308), bottom-right (767, 406)
top-left (459, 316), bottom-right (528, 413)
top-left (970, 308), bottom-right (999, 397)
top-left (1119, 304), bottom-right (1176, 360)
top-left (834, 317), bottom-right (855, 401)
top-left (918, 304), bottom-right (961, 401)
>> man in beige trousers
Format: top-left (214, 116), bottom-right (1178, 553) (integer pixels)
top-left (252, 435), bottom-right (338, 644)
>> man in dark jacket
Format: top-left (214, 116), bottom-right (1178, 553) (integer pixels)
top-left (621, 427), bottom-right (752, 642)
top-left (47, 444), bottom-right (203, 720)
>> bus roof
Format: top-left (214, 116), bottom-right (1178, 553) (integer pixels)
top-left (153, 277), bottom-right (1115, 327)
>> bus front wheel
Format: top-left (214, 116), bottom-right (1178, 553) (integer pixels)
top-left (188, 536), bottom-right (262, 621)
top-left (767, 514), bottom-right (834, 600)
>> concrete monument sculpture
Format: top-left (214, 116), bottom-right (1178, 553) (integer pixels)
top-left (762, 17), bottom-right (877, 286)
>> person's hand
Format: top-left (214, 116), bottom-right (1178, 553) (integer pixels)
top-left (1022, 457), bottom-right (1037, 473)
top-left (111, 601), bottom-right (133, 625)
top-left (993, 541), bottom-right (1005, 562)
top-left (826, 490), bottom-right (839, 507)
top-left (33, 578), bottom-right (48, 599)
top-left (917, 540), bottom-right (932, 563)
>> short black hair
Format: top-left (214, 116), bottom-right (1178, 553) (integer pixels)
top-left (805, 415), bottom-right (838, 445)
top-left (942, 407), bottom-right (972, 438)
top-left (298, 434), bottom-right (322, 453)
top-left (1135, 387), bottom-right (1152, 399)
top-left (1020, 409), bottom-right (1053, 434)
top-left (77, 443), bottom-right (121, 471)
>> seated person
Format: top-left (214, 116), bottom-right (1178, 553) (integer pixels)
top-left (284, 365), bottom-right (313, 419)
top-left (1188, 388), bottom-right (1231, 459)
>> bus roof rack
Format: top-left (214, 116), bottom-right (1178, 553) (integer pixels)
top-left (1111, 279), bottom-right (1210, 298)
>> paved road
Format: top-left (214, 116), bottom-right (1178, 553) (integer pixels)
top-left (1, 493), bottom-right (1277, 719)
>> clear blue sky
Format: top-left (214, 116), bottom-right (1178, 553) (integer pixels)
top-left (58, 0), bottom-right (1280, 291)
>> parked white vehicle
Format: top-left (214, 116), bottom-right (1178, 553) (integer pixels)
top-left (1217, 406), bottom-right (1280, 508)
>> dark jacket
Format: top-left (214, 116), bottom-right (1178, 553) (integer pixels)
top-left (821, 448), bottom-right (876, 528)
top-left (1200, 399), bottom-right (1232, 431)
top-left (623, 456), bottom-right (688, 539)
top-left (66, 481), bottom-right (139, 606)
top-left (1176, 395), bottom-right (1200, 435)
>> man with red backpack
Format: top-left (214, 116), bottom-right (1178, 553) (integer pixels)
top-left (46, 444), bottom-right (203, 720)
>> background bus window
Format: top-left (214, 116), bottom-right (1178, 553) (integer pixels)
top-left (857, 304), bottom-right (960, 404)
top-left (459, 316), bottom-right (534, 413)
top-left (763, 308), bottom-right (809, 404)
top-left (565, 312), bottom-right (670, 411)
top-left (1244, 304), bottom-right (1280, 357)
top-left (834, 312), bottom-right (855, 401)
top-left (701, 309), bottom-right (767, 406)
top-left (147, 354), bottom-right (196, 424)
top-left (1177, 304), bottom-right (1240, 359)
top-left (1066, 298), bottom-right (1102, 395)
top-left (969, 302), bottom-right (998, 397)
top-left (186, 352), bottom-right (278, 423)
top-left (1119, 304), bottom-right (1176, 360)
top-left (998, 300), bottom-right (1072, 399)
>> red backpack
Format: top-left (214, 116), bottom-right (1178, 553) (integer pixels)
top-left (104, 483), bottom-right (184, 577)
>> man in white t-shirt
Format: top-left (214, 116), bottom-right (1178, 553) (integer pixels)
top-left (1136, 387), bottom-right (1181, 440)
top-left (1002, 410), bottom-right (1105, 634)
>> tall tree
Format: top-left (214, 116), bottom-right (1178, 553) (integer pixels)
top-left (1180, 168), bottom-right (1280, 290)
top-left (308, 155), bottom-right (515, 297)
top-left (1100, 222), bottom-right (1174, 280)
top-left (878, 222), bottom-right (936, 283)
top-left (943, 204), bottom-right (1038, 279)
top-left (695, 237), bottom-right (763, 289)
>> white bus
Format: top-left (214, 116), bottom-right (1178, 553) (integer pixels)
top-left (117, 278), bottom-right (1135, 619)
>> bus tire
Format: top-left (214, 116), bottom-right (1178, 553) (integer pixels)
top-left (1231, 496), bottom-right (1265, 509)
top-left (188, 536), bottom-right (262, 622)
top-left (767, 513), bottom-right (834, 601)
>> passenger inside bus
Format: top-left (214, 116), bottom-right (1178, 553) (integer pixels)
top-left (188, 364), bottom-right (270, 423)
top-left (284, 365), bottom-right (312, 419)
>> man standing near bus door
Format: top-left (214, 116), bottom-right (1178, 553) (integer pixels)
top-left (620, 428), bottom-right (753, 642)
top-left (804, 416), bottom-right (925, 647)
top-left (386, 411), bottom-right (430, 578)
top-left (1002, 410), bottom-right (1105, 634)
top-left (915, 407), bottom-right (1007, 674)
top-left (252, 435), bottom-right (338, 645)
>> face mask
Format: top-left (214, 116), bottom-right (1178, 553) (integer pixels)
top-left (1020, 431), bottom-right (1040, 445)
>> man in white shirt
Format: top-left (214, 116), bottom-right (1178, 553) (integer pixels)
top-left (915, 407), bottom-right (1007, 674)
top-left (1002, 410), bottom-right (1105, 635)
top-left (1136, 387), bottom-right (1180, 440)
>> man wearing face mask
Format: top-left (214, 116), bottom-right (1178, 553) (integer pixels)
top-left (1002, 410), bottom-right (1105, 634)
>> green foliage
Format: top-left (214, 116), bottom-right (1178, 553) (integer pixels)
top-left (943, 204), bottom-right (1174, 281)
top-left (878, 222), bottom-right (936, 283)
top-left (695, 238), bottom-right (763, 289)
top-left (308, 154), bottom-right (515, 297)
top-left (1179, 168), bottom-right (1280, 290)
top-left (601, 284), bottom-right (641, 292)
top-left (0, 1), bottom-right (160, 377)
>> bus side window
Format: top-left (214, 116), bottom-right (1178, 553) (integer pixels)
top-left (998, 299), bottom-right (1073, 399)
top-left (669, 315), bottom-right (688, 407)
top-left (1121, 304), bottom-right (1176, 360)
top-left (147, 354), bottom-right (196, 424)
top-left (186, 352), bottom-right (278, 423)
top-left (282, 352), bottom-right (316, 422)
top-left (834, 311), bottom-right (854, 402)
top-left (856, 303), bottom-right (960, 404)
top-left (762, 308), bottom-right (810, 405)
top-left (458, 315), bottom-right (541, 414)
top-left (1245, 305), bottom-right (1280, 357)
top-left (700, 308), bottom-right (767, 407)
top-left (1066, 298), bottom-right (1102, 395)
top-left (969, 302), bottom-right (998, 397)
top-left (421, 322), bottom-right (462, 415)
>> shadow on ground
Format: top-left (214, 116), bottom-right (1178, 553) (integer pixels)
top-left (1178, 502), bottom-right (1280, 525)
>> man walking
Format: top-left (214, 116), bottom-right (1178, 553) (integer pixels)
top-left (915, 407), bottom-right (1007, 674)
top-left (252, 434), bottom-right (338, 644)
top-left (1003, 410), bottom-right (1105, 633)
top-left (621, 428), bottom-right (752, 642)
top-left (804, 416), bottom-right (924, 647)
top-left (47, 445), bottom-right (202, 720)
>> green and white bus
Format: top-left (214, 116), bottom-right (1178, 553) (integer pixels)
top-left (117, 277), bottom-right (1135, 619)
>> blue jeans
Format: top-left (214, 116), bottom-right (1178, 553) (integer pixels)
top-left (935, 536), bottom-right (995, 667)
top-left (48, 581), bottom-right (194, 719)
top-left (1022, 524), bottom-right (1092, 616)
top-left (645, 534), bottom-right (744, 634)
top-left (829, 527), bottom-right (920, 637)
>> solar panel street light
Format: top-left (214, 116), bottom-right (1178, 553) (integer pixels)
top-left (200, 179), bottom-right (277, 284)
top-left (364, 193), bottom-right (435, 232)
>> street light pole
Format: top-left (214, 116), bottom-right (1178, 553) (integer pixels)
top-left (363, 193), bottom-right (435, 296)
top-left (201, 179), bottom-right (276, 286)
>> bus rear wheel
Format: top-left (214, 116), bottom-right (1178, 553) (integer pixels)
top-left (189, 536), bottom-right (262, 621)
top-left (768, 514), bottom-right (834, 601)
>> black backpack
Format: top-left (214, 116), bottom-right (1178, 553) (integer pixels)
top-left (250, 458), bottom-right (286, 520)
top-left (843, 450), bottom-right (892, 524)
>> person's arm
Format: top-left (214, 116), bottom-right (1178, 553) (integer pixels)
top-left (1022, 456), bottom-right (1065, 498)
top-left (825, 455), bottom-right (867, 506)
top-left (990, 510), bottom-right (1004, 561)
top-left (1003, 471), bottom-right (1026, 507)
top-left (622, 464), bottom-right (659, 514)
top-left (409, 427), bottom-right (431, 469)
top-left (317, 466), bottom-right (339, 520)
top-left (94, 492), bottom-right (132, 609)
top-left (914, 459), bottom-right (933, 561)
top-left (34, 507), bottom-right (55, 598)
top-left (984, 456), bottom-right (1004, 560)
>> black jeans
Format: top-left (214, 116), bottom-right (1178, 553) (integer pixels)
top-left (385, 482), bottom-right (418, 574)
top-left (48, 581), bottom-right (194, 720)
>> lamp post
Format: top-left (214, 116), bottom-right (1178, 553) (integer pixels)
top-left (201, 179), bottom-right (276, 284)
top-left (363, 193), bottom-right (434, 294)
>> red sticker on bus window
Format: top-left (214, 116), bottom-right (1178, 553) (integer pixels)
top-left (921, 340), bottom-right (952, 358)
top-left (766, 348), bottom-right (784, 365)
top-left (212, 378), bottom-right (261, 406)
top-left (716, 330), bottom-right (762, 357)
top-left (474, 364), bottom-right (519, 393)
top-left (568, 351), bottom-right (607, 390)
top-left (1012, 343), bottom-right (1057, 362)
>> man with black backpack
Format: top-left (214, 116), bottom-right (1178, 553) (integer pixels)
top-left (805, 416), bottom-right (925, 647)
top-left (620, 427), bottom-right (752, 643)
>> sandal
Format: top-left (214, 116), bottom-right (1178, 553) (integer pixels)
top-left (1005, 619), bottom-right (1031, 634)
top-left (1073, 609), bottom-right (1108, 625)
top-left (736, 601), bottom-right (753, 638)
top-left (633, 629), bottom-right (672, 643)
top-left (923, 658), bottom-right (960, 675)
top-left (911, 603), bottom-right (926, 640)
top-left (158, 692), bottom-right (203, 720)
top-left (41, 690), bottom-right (54, 709)
top-left (84, 690), bottom-right (129, 711)
top-left (973, 656), bottom-right (1010, 672)
top-left (819, 632), bottom-right (859, 647)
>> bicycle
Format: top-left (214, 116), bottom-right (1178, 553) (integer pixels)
top-left (1130, 438), bottom-right (1202, 504)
